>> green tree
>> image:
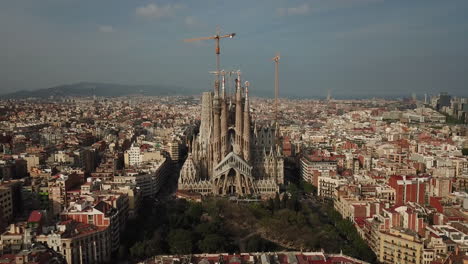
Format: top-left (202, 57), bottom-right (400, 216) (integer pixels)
top-left (267, 198), bottom-right (275, 212)
top-left (463, 148), bottom-right (468, 156)
top-left (144, 241), bottom-right (157, 257)
top-left (281, 194), bottom-right (289, 209)
top-left (287, 183), bottom-right (300, 196)
top-left (305, 235), bottom-right (319, 250)
top-left (129, 242), bottom-right (145, 259)
top-left (150, 230), bottom-right (167, 255)
top-left (301, 181), bottom-right (316, 195)
top-left (245, 236), bottom-right (262, 252)
top-left (168, 229), bottom-right (193, 254)
top-left (195, 220), bottom-right (226, 238)
top-left (248, 203), bottom-right (271, 220)
top-left (286, 195), bottom-right (301, 211)
top-left (198, 234), bottom-right (226, 252)
top-left (274, 193), bottom-right (281, 210)
top-left (187, 202), bottom-right (203, 222)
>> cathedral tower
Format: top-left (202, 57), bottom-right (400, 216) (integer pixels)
top-left (234, 75), bottom-right (243, 156)
top-left (220, 75), bottom-right (229, 157)
top-left (243, 82), bottom-right (251, 162)
top-left (213, 80), bottom-right (221, 165)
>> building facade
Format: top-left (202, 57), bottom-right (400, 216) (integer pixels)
top-left (379, 228), bottom-right (424, 264)
top-left (0, 181), bottom-right (22, 228)
top-left (48, 173), bottom-right (83, 217)
top-left (37, 220), bottom-right (111, 264)
top-left (300, 155), bottom-right (337, 187)
top-left (388, 175), bottom-right (427, 206)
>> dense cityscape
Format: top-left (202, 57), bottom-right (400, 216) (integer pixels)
top-left (0, 89), bottom-right (467, 264)
top-left (2, 0), bottom-right (468, 263)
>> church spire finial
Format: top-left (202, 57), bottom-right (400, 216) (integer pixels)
top-left (221, 71), bottom-right (226, 99)
top-left (244, 81), bottom-right (250, 112)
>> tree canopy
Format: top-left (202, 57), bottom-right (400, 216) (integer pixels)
top-left (120, 194), bottom-right (376, 263)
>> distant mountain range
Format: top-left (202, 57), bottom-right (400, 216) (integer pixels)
top-left (1, 82), bottom-right (435, 100)
top-left (0, 82), bottom-right (202, 99)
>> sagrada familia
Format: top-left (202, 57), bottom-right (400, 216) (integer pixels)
top-left (178, 73), bottom-right (284, 197)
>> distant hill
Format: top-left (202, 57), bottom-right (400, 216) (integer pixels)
top-left (0, 82), bottom-right (201, 99)
top-left (0, 82), bottom-right (422, 100)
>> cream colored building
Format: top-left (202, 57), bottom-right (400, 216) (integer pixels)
top-left (107, 185), bottom-right (142, 218)
top-left (142, 150), bottom-right (163, 163)
top-left (334, 195), bottom-right (360, 220)
top-left (166, 141), bottom-right (180, 162)
top-left (453, 158), bottom-right (468, 176)
top-left (0, 223), bottom-right (33, 254)
top-left (124, 146), bottom-right (141, 167)
top-left (317, 175), bottom-right (347, 199)
top-left (124, 147), bottom-right (164, 168)
top-left (379, 228), bottom-right (424, 264)
top-left (23, 155), bottom-right (39, 172)
top-left (37, 221), bottom-right (111, 264)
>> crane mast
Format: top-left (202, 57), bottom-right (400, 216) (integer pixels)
top-left (184, 27), bottom-right (236, 89)
top-left (272, 53), bottom-right (281, 184)
top-left (272, 53), bottom-right (280, 126)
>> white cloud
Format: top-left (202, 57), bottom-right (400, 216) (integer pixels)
top-left (136, 3), bottom-right (184, 19)
top-left (277, 0), bottom-right (383, 16)
top-left (277, 3), bottom-right (310, 16)
top-left (98, 25), bottom-right (115, 33)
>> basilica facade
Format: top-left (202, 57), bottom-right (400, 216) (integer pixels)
top-left (178, 73), bottom-right (284, 197)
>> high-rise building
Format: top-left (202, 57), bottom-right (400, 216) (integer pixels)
top-left (0, 181), bottom-right (23, 228)
top-left (123, 145), bottom-right (142, 167)
top-left (179, 74), bottom-right (284, 197)
top-left (166, 141), bottom-right (180, 162)
top-left (437, 92), bottom-right (451, 110)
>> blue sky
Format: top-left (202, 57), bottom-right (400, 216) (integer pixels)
top-left (1, 0), bottom-right (468, 98)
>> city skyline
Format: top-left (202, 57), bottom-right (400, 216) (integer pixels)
top-left (2, 1), bottom-right (468, 262)
top-left (2, 0), bottom-right (468, 97)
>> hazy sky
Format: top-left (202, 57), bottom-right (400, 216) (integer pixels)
top-left (1, 0), bottom-right (468, 98)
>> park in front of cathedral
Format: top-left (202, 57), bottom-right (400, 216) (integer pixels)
top-left (118, 180), bottom-right (377, 263)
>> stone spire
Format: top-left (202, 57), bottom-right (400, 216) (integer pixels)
top-left (200, 92), bottom-right (212, 149)
top-left (221, 72), bottom-right (226, 99)
top-left (213, 80), bottom-right (221, 166)
top-left (191, 135), bottom-right (196, 160)
top-left (220, 74), bottom-right (228, 156)
top-left (243, 81), bottom-right (251, 162)
top-left (234, 73), bottom-right (243, 156)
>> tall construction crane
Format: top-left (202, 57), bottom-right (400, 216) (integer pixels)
top-left (272, 53), bottom-right (280, 126)
top-left (184, 28), bottom-right (236, 84)
top-left (272, 53), bottom-right (280, 184)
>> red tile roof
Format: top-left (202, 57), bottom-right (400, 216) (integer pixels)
top-left (27, 210), bottom-right (42, 223)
